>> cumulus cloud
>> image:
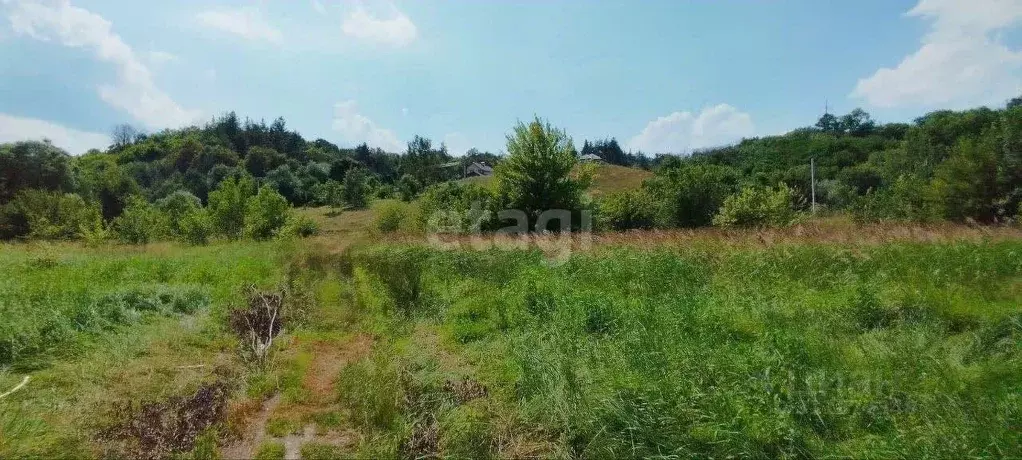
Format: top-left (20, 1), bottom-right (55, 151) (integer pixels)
top-left (148, 50), bottom-right (177, 66)
top-left (0, 113), bottom-right (110, 154)
top-left (626, 104), bottom-right (755, 154)
top-left (342, 4), bottom-right (417, 47)
top-left (852, 0), bottom-right (1022, 109)
top-left (332, 100), bottom-right (404, 152)
top-left (5, 0), bottom-right (199, 129)
top-left (196, 6), bottom-right (282, 43)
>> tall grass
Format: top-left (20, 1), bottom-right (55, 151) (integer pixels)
top-left (346, 241), bottom-right (1022, 457)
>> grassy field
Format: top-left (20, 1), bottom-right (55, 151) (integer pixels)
top-left (0, 241), bottom-right (293, 457)
top-left (2, 224), bottom-right (1021, 458)
top-left (339, 241), bottom-right (1022, 458)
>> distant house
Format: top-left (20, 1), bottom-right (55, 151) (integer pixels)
top-left (465, 162), bottom-right (494, 177)
top-left (580, 153), bottom-right (603, 162)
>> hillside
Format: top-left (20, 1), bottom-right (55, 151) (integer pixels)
top-left (456, 162), bottom-right (652, 197)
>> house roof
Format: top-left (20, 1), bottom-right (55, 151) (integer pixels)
top-left (580, 154), bottom-right (603, 161)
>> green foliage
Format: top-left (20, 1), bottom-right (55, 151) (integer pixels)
top-left (178, 209), bottom-right (215, 245)
top-left (495, 118), bottom-right (589, 228)
top-left (596, 189), bottom-right (657, 231)
top-left (208, 176), bottom-right (254, 239)
top-left (1, 190), bottom-right (102, 240)
top-left (278, 214), bottom-right (320, 239)
top-left (245, 185), bottom-right (291, 240)
top-left (374, 200), bottom-right (412, 234)
top-left (0, 141), bottom-right (75, 203)
top-left (342, 168), bottom-right (370, 210)
top-left (644, 163), bottom-right (740, 227)
top-left (397, 174), bottom-right (421, 201)
top-left (713, 184), bottom-right (799, 228)
top-left (416, 181), bottom-right (498, 233)
top-left (155, 190), bottom-right (202, 235)
top-left (244, 146), bottom-right (285, 177)
top-left (112, 195), bottom-right (167, 244)
top-left (299, 443), bottom-right (346, 460)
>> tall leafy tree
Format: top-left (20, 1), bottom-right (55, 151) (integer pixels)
top-left (495, 117), bottom-right (590, 227)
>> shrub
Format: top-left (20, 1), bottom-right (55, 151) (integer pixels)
top-left (208, 176), bottom-right (254, 239)
top-left (156, 190), bottom-right (202, 235)
top-left (495, 117), bottom-right (590, 230)
top-left (113, 195), bottom-right (168, 244)
top-left (178, 209), bottom-right (215, 245)
top-left (597, 190), bottom-right (657, 231)
top-left (416, 181), bottom-right (498, 233)
top-left (245, 185), bottom-right (291, 240)
top-left (644, 164), bottom-right (740, 228)
top-left (278, 214), bottom-right (320, 239)
top-left (374, 201), bottom-right (411, 234)
top-left (1, 189), bottom-right (102, 240)
top-left (712, 184), bottom-right (799, 228)
top-left (337, 353), bottom-right (402, 431)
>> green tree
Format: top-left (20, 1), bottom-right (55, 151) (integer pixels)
top-left (342, 167), bottom-right (370, 209)
top-left (208, 176), bottom-right (255, 239)
top-left (244, 146), bottom-right (284, 177)
top-left (156, 190), bottom-right (202, 235)
top-left (178, 208), bottom-right (214, 245)
top-left (0, 141), bottom-right (75, 203)
top-left (495, 117), bottom-right (589, 228)
top-left (113, 195), bottom-right (168, 244)
top-left (245, 185), bottom-right (291, 240)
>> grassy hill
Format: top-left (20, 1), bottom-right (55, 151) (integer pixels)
top-left (457, 162), bottom-right (652, 197)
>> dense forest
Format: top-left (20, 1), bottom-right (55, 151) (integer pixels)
top-left (2, 96), bottom-right (1021, 242)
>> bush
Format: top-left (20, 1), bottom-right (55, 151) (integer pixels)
top-left (416, 181), bottom-right (499, 233)
top-left (712, 184), bottom-right (799, 228)
top-left (1, 189), bottom-right (102, 240)
top-left (374, 201), bottom-right (412, 234)
top-left (597, 190), bottom-right (657, 231)
top-left (645, 164), bottom-right (741, 228)
top-left (156, 190), bottom-right (202, 235)
top-left (113, 195), bottom-right (168, 244)
top-left (178, 209), bottom-right (215, 245)
top-left (278, 214), bottom-right (320, 239)
top-left (245, 185), bottom-right (291, 240)
top-left (208, 176), bottom-right (254, 239)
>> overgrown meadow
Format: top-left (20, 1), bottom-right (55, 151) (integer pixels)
top-left (340, 241), bottom-right (1022, 458)
top-left (0, 241), bottom-right (290, 457)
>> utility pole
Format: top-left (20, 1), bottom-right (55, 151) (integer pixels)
top-left (810, 157), bottom-right (816, 214)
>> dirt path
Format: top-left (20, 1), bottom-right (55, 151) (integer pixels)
top-left (220, 333), bottom-right (374, 459)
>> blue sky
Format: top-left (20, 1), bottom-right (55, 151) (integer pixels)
top-left (1, 0), bottom-right (1021, 155)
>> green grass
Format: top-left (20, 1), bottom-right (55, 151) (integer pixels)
top-left (0, 240), bottom-right (292, 457)
top-left (343, 241), bottom-right (1022, 458)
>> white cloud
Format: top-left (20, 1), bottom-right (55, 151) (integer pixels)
top-left (331, 100), bottom-right (404, 152)
top-left (852, 0), bottom-right (1022, 109)
top-left (342, 4), bottom-right (417, 47)
top-left (5, 0), bottom-right (199, 129)
top-left (627, 104), bottom-right (755, 154)
top-left (196, 6), bottom-right (282, 43)
top-left (0, 113), bottom-right (110, 154)
top-left (401, 107), bottom-right (409, 116)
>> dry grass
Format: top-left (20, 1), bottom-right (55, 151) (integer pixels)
top-left (454, 163), bottom-right (652, 197)
top-left (583, 163), bottom-right (652, 197)
top-left (394, 217), bottom-right (1022, 254)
